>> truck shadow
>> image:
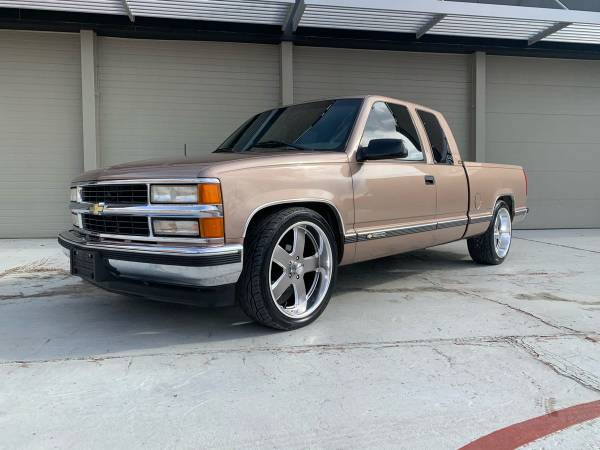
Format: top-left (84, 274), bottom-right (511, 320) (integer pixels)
top-left (337, 247), bottom-right (473, 290)
top-left (0, 246), bottom-right (472, 363)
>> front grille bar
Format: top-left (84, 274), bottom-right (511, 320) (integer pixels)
top-left (82, 214), bottom-right (150, 236)
top-left (70, 178), bottom-right (223, 243)
top-left (81, 184), bottom-right (148, 205)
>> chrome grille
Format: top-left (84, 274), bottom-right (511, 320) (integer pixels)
top-left (82, 214), bottom-right (149, 236)
top-left (81, 184), bottom-right (148, 205)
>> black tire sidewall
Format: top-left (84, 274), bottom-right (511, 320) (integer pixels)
top-left (258, 209), bottom-right (338, 329)
top-left (487, 201), bottom-right (512, 263)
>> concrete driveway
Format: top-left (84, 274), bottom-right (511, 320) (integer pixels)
top-left (1, 230), bottom-right (599, 449)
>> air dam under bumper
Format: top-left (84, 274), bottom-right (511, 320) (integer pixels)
top-left (58, 230), bottom-right (243, 305)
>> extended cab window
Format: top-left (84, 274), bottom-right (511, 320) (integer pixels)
top-left (417, 110), bottom-right (453, 164)
top-left (216, 98), bottom-right (362, 152)
top-left (359, 102), bottom-right (423, 161)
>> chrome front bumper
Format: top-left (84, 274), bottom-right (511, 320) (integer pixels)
top-left (58, 229), bottom-right (243, 287)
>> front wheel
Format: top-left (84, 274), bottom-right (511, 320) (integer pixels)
top-left (467, 201), bottom-right (512, 265)
top-left (236, 207), bottom-right (338, 330)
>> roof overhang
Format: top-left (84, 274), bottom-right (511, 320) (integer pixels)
top-left (300, 0), bottom-right (600, 45)
top-left (2, 0), bottom-right (600, 51)
top-left (0, 0), bottom-right (295, 26)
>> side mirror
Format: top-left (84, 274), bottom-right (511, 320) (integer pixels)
top-left (356, 139), bottom-right (408, 162)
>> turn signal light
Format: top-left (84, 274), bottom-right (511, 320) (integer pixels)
top-left (199, 184), bottom-right (222, 204)
top-left (200, 217), bottom-right (224, 238)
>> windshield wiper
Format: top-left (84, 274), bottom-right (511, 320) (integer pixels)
top-left (251, 140), bottom-right (308, 150)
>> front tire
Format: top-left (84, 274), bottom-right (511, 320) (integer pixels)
top-left (467, 201), bottom-right (512, 265)
top-left (236, 207), bottom-right (338, 330)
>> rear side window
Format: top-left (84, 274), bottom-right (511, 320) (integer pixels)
top-left (360, 102), bottom-right (424, 161)
top-left (417, 110), bottom-right (453, 164)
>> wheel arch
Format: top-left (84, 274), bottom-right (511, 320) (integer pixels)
top-left (496, 193), bottom-right (515, 218)
top-left (242, 200), bottom-right (346, 262)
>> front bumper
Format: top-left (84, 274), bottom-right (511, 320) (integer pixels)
top-left (58, 229), bottom-right (243, 289)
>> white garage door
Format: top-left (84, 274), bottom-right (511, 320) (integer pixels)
top-left (98, 38), bottom-right (281, 167)
top-left (294, 46), bottom-right (473, 160)
top-left (0, 31), bottom-right (82, 238)
top-left (486, 56), bottom-right (600, 228)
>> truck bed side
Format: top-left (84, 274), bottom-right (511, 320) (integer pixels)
top-left (462, 162), bottom-right (528, 237)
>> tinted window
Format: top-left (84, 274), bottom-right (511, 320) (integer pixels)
top-left (417, 110), bottom-right (453, 164)
top-left (216, 99), bottom-right (362, 152)
top-left (359, 102), bottom-right (423, 161)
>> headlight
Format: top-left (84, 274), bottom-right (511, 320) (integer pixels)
top-left (70, 187), bottom-right (78, 202)
top-left (152, 219), bottom-right (200, 237)
top-left (150, 185), bottom-right (198, 204)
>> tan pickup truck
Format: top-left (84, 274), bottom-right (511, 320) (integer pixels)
top-left (59, 95), bottom-right (528, 330)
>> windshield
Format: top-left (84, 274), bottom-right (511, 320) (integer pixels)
top-left (215, 98), bottom-right (363, 153)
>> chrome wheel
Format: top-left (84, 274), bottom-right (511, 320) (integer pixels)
top-left (494, 207), bottom-right (512, 258)
top-left (268, 221), bottom-right (333, 319)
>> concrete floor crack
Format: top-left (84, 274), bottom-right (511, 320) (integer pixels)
top-left (0, 332), bottom-right (584, 366)
top-left (513, 236), bottom-right (600, 255)
top-left (420, 274), bottom-right (580, 334)
top-left (508, 336), bottom-right (600, 394)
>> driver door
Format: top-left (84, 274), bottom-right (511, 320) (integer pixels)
top-left (351, 101), bottom-right (437, 262)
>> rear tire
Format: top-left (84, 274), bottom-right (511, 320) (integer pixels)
top-left (467, 201), bottom-right (512, 265)
top-left (236, 207), bottom-right (338, 330)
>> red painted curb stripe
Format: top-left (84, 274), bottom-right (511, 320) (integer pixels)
top-left (459, 399), bottom-right (600, 450)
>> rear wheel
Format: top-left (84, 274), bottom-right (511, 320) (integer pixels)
top-left (236, 207), bottom-right (338, 330)
top-left (467, 201), bottom-right (512, 265)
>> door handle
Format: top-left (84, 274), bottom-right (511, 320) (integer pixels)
top-left (424, 175), bottom-right (435, 185)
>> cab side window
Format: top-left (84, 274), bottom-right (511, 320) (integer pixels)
top-left (360, 102), bottom-right (424, 161)
top-left (417, 110), bottom-right (453, 164)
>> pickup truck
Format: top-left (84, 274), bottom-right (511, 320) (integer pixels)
top-left (59, 95), bottom-right (528, 330)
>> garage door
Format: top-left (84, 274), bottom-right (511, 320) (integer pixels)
top-left (486, 56), bottom-right (600, 228)
top-left (98, 38), bottom-right (281, 167)
top-left (0, 31), bottom-right (82, 238)
top-left (294, 46), bottom-right (473, 160)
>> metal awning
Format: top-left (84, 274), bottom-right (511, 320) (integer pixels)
top-left (127, 0), bottom-right (294, 25)
top-left (0, 0), bottom-right (127, 15)
top-left (3, 0), bottom-right (600, 45)
top-left (0, 0), bottom-right (295, 25)
top-left (300, 0), bottom-right (600, 45)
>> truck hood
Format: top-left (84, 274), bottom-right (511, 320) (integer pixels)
top-left (72, 150), bottom-right (348, 183)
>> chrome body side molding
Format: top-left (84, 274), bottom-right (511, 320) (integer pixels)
top-left (344, 216), bottom-right (469, 244)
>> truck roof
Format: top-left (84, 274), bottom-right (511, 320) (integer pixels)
top-left (283, 95), bottom-right (438, 115)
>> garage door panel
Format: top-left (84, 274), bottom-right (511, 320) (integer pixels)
top-left (487, 113), bottom-right (600, 144)
top-left (0, 31), bottom-right (82, 238)
top-left (487, 55), bottom-right (600, 228)
top-left (522, 199), bottom-right (600, 229)
top-left (294, 46), bottom-right (472, 160)
top-left (488, 84), bottom-right (600, 115)
top-left (98, 38), bottom-right (280, 167)
top-left (527, 171), bottom-right (600, 201)
top-left (487, 142), bottom-right (600, 173)
top-left (488, 56), bottom-right (600, 88)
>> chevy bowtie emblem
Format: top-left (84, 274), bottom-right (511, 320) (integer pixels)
top-left (89, 203), bottom-right (105, 215)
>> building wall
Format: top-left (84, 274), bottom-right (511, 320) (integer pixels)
top-left (98, 38), bottom-right (281, 166)
top-left (0, 30), bottom-right (82, 238)
top-left (2, 29), bottom-right (599, 237)
top-left (486, 55), bottom-right (600, 228)
top-left (294, 46), bottom-right (474, 160)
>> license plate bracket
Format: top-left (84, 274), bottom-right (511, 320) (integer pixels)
top-left (71, 249), bottom-right (110, 282)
